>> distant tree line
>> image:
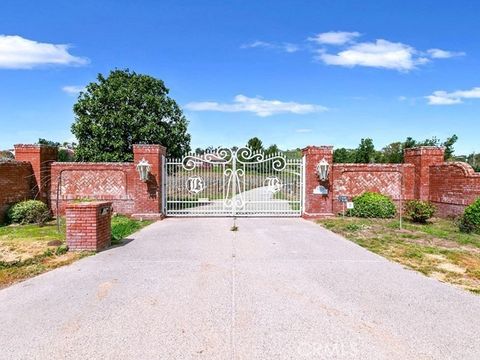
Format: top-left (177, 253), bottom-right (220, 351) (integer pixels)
top-left (333, 135), bottom-right (459, 164)
top-left (194, 137), bottom-right (302, 159)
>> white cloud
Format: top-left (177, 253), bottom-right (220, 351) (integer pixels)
top-left (308, 31), bottom-right (360, 45)
top-left (185, 95), bottom-right (328, 117)
top-left (295, 128), bottom-right (312, 133)
top-left (398, 96), bottom-right (408, 101)
top-left (62, 85), bottom-right (85, 95)
top-left (427, 48), bottom-right (465, 59)
top-left (426, 87), bottom-right (480, 105)
top-left (0, 35), bottom-right (88, 69)
top-left (318, 39), bottom-right (429, 71)
top-left (241, 41), bottom-right (299, 53)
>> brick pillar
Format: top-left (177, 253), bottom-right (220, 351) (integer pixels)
top-left (66, 201), bottom-right (112, 251)
top-left (14, 144), bottom-right (58, 204)
top-left (404, 146), bottom-right (445, 201)
top-left (132, 144), bottom-right (166, 219)
top-left (302, 146), bottom-right (334, 218)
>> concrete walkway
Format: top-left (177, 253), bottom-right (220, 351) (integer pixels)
top-left (0, 218), bottom-right (479, 359)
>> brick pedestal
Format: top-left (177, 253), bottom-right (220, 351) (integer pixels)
top-left (66, 201), bottom-right (112, 251)
top-left (132, 144), bottom-right (166, 219)
top-left (302, 146), bottom-right (334, 218)
top-left (404, 147), bottom-right (445, 200)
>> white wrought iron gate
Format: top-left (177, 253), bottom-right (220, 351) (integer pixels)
top-left (164, 147), bottom-right (304, 217)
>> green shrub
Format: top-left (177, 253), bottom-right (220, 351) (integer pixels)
top-left (459, 198), bottom-right (480, 234)
top-left (405, 200), bottom-right (436, 223)
top-left (7, 200), bottom-right (51, 225)
top-left (347, 192), bottom-right (396, 218)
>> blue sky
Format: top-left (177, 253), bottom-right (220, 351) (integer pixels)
top-left (0, 0), bottom-right (479, 154)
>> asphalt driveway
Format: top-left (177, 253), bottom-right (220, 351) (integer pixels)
top-left (1, 218), bottom-right (479, 359)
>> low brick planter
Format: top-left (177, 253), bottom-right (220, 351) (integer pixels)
top-left (65, 201), bottom-right (112, 251)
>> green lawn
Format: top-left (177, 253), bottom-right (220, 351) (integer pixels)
top-left (0, 215), bottom-right (153, 288)
top-left (318, 217), bottom-right (480, 294)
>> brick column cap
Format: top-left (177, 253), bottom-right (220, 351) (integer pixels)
top-left (66, 201), bottom-right (112, 209)
top-left (301, 145), bottom-right (333, 155)
top-left (14, 144), bottom-right (58, 151)
top-left (404, 146), bottom-right (445, 156)
top-left (133, 144), bottom-right (166, 153)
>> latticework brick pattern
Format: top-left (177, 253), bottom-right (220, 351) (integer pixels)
top-left (60, 170), bottom-right (127, 198)
top-left (331, 164), bottom-right (415, 215)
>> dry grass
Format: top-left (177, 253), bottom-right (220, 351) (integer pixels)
top-left (0, 221), bottom-right (92, 288)
top-left (317, 217), bottom-right (480, 294)
top-left (0, 216), bottom-right (152, 289)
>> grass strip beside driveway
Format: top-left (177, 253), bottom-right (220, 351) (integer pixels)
top-left (318, 217), bottom-right (480, 294)
top-left (0, 215), bottom-right (152, 288)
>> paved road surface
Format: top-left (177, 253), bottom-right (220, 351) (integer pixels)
top-left (1, 218), bottom-right (479, 359)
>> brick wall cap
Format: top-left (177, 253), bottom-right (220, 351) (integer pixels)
top-left (0, 159), bottom-right (30, 165)
top-left (333, 163), bottom-right (414, 168)
top-left (66, 201), bottom-right (113, 208)
top-left (52, 162), bottom-right (133, 166)
top-left (433, 161), bottom-right (480, 177)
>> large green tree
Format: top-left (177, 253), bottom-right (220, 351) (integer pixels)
top-left (246, 137), bottom-right (263, 152)
top-left (71, 69), bottom-right (191, 161)
top-left (355, 138), bottom-right (375, 163)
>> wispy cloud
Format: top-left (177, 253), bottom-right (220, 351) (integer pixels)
top-left (318, 39), bottom-right (429, 71)
top-left (62, 85), bottom-right (85, 95)
top-left (427, 48), bottom-right (465, 59)
top-left (426, 87), bottom-right (480, 105)
top-left (185, 95), bottom-right (327, 117)
top-left (241, 41), bottom-right (299, 53)
top-left (308, 31), bottom-right (360, 45)
top-left (243, 31), bottom-right (465, 73)
top-left (0, 35), bottom-right (89, 69)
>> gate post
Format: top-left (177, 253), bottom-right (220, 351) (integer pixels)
top-left (302, 146), bottom-right (334, 218)
top-left (132, 144), bottom-right (166, 219)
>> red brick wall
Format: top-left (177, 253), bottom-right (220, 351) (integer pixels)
top-left (50, 144), bottom-right (165, 217)
top-left (0, 161), bottom-right (34, 223)
top-left (331, 164), bottom-right (415, 214)
top-left (14, 144), bottom-right (58, 204)
top-left (429, 162), bottom-right (480, 217)
top-left (50, 162), bottom-right (137, 216)
top-left (66, 201), bottom-right (112, 251)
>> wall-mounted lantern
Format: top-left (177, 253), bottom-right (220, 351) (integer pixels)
top-left (316, 158), bottom-right (330, 181)
top-left (136, 158), bottom-right (151, 182)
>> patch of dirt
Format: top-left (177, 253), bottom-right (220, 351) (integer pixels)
top-left (47, 240), bottom-right (63, 246)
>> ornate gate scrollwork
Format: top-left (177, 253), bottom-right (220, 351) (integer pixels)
top-left (165, 146), bottom-right (303, 216)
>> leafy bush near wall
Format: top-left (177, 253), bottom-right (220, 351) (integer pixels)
top-left (405, 200), bottom-right (436, 223)
top-left (459, 198), bottom-right (480, 234)
top-left (347, 192), bottom-right (396, 218)
top-left (7, 200), bottom-right (51, 225)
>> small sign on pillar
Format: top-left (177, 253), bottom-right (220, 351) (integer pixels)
top-left (313, 185), bottom-right (329, 195)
